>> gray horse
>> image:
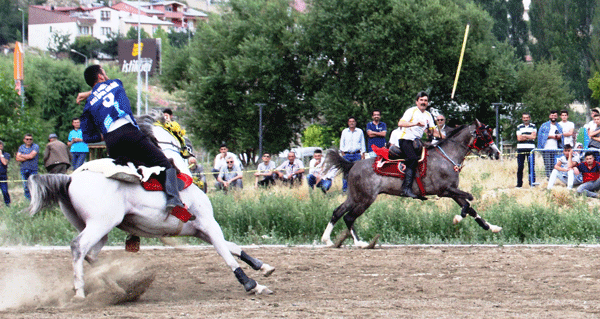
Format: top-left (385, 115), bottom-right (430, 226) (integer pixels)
top-left (322, 120), bottom-right (502, 248)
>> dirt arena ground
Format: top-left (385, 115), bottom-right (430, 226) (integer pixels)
top-left (1, 245), bottom-right (600, 318)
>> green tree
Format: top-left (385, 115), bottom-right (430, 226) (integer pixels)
top-left (515, 60), bottom-right (573, 127)
top-left (301, 124), bottom-right (335, 149)
top-left (47, 31), bottom-right (71, 54)
top-left (167, 30), bottom-right (192, 48)
top-left (101, 32), bottom-right (124, 58)
top-left (70, 36), bottom-right (103, 64)
top-left (125, 26), bottom-right (150, 40)
top-left (181, 0), bottom-right (308, 160)
top-left (0, 0), bottom-right (22, 46)
top-left (299, 0), bottom-right (520, 134)
top-left (529, 0), bottom-right (600, 104)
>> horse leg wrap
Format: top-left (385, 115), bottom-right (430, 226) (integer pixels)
top-left (240, 251), bottom-right (263, 271)
top-left (234, 267), bottom-right (257, 291)
top-left (460, 206), bottom-right (469, 218)
top-left (474, 217), bottom-right (490, 230)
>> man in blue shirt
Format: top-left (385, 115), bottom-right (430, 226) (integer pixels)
top-left (80, 65), bottom-right (193, 222)
top-left (15, 133), bottom-right (39, 200)
top-left (0, 140), bottom-right (11, 206)
top-left (366, 110), bottom-right (387, 156)
top-left (68, 117), bottom-right (89, 170)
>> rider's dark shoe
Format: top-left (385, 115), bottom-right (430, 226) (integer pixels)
top-left (400, 188), bottom-right (418, 199)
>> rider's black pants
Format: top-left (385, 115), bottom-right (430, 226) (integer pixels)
top-left (398, 139), bottom-right (418, 170)
top-left (104, 123), bottom-right (173, 183)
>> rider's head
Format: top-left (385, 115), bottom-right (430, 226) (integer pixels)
top-left (415, 91), bottom-right (429, 110)
top-left (84, 65), bottom-right (108, 87)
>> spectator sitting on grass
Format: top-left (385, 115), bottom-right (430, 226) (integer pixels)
top-left (216, 155), bottom-right (243, 193)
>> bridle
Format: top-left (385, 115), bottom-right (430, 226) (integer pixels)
top-left (436, 122), bottom-right (495, 172)
top-left (468, 123), bottom-right (495, 151)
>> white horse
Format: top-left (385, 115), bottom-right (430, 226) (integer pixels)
top-left (27, 112), bottom-right (274, 299)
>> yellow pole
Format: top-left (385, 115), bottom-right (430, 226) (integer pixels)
top-left (451, 24), bottom-right (470, 100)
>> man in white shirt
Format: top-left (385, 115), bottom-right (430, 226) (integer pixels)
top-left (276, 151), bottom-right (305, 186)
top-left (212, 143), bottom-right (242, 180)
top-left (306, 149), bottom-right (336, 193)
top-left (396, 91), bottom-right (438, 198)
top-left (537, 110), bottom-right (563, 178)
top-left (389, 127), bottom-right (402, 147)
top-left (339, 116), bottom-right (366, 192)
top-left (547, 144), bottom-right (583, 189)
top-left (558, 110), bottom-right (575, 147)
top-left (254, 152), bottom-right (277, 187)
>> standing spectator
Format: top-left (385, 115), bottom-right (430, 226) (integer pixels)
top-left (212, 143), bottom-right (242, 180)
top-left (0, 140), bottom-right (10, 206)
top-left (366, 110), bottom-right (387, 156)
top-left (15, 133), bottom-right (39, 200)
top-left (538, 110), bottom-right (564, 178)
top-left (516, 113), bottom-right (537, 188)
top-left (397, 91), bottom-right (437, 198)
top-left (307, 149), bottom-right (336, 193)
top-left (547, 144), bottom-right (582, 190)
top-left (68, 118), bottom-right (89, 170)
top-left (587, 114), bottom-right (600, 149)
top-left (432, 114), bottom-right (450, 144)
top-left (570, 151), bottom-right (600, 198)
top-left (216, 155), bottom-right (243, 192)
top-left (163, 108), bottom-right (174, 123)
top-left (254, 152), bottom-right (277, 188)
top-left (340, 116), bottom-right (366, 192)
top-left (276, 151), bottom-right (305, 186)
top-left (44, 133), bottom-right (72, 174)
top-left (558, 110), bottom-right (575, 147)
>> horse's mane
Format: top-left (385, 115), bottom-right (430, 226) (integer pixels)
top-left (136, 110), bottom-right (165, 146)
top-left (430, 124), bottom-right (468, 148)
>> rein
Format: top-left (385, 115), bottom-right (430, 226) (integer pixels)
top-left (436, 145), bottom-right (465, 172)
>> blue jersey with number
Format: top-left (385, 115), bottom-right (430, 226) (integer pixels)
top-left (81, 79), bottom-right (138, 143)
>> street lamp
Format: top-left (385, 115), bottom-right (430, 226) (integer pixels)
top-left (17, 8), bottom-right (24, 45)
top-left (70, 49), bottom-right (88, 66)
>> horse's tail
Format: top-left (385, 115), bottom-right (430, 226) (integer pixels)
top-left (326, 149), bottom-right (355, 179)
top-left (28, 174), bottom-right (72, 216)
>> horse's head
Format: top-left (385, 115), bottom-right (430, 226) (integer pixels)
top-left (469, 119), bottom-right (500, 160)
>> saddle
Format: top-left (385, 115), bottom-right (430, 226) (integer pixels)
top-left (75, 158), bottom-right (193, 191)
top-left (370, 145), bottom-right (428, 195)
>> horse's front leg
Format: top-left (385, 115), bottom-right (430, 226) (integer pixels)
top-left (195, 232), bottom-right (275, 277)
top-left (450, 193), bottom-right (502, 233)
top-left (195, 216), bottom-right (273, 294)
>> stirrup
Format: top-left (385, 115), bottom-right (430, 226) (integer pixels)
top-left (400, 189), bottom-right (418, 199)
top-left (170, 205), bottom-right (195, 222)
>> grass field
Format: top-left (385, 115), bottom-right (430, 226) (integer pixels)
top-left (1, 153), bottom-right (600, 246)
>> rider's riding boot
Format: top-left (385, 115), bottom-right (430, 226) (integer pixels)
top-left (164, 167), bottom-right (196, 222)
top-left (400, 166), bottom-right (418, 199)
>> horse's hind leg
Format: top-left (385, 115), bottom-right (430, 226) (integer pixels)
top-left (321, 200), bottom-right (355, 246)
top-left (452, 197), bottom-right (502, 233)
top-left (84, 235), bottom-right (108, 264)
top-left (343, 201), bottom-right (375, 248)
top-left (195, 232), bottom-right (275, 277)
top-left (71, 223), bottom-right (118, 299)
top-left (194, 216), bottom-right (273, 294)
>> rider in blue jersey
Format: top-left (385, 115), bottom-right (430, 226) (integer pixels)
top-left (80, 65), bottom-right (194, 221)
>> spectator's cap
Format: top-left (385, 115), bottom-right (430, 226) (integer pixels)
top-left (575, 142), bottom-right (583, 148)
top-left (48, 133), bottom-right (58, 140)
top-left (592, 108), bottom-right (600, 114)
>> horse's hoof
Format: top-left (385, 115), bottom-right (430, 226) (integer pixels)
top-left (250, 284), bottom-right (273, 295)
top-left (260, 264), bottom-right (275, 277)
top-left (333, 230), bottom-right (350, 248)
top-left (489, 225), bottom-right (502, 233)
top-left (453, 215), bottom-right (463, 224)
top-left (322, 239), bottom-right (335, 247)
top-left (365, 234), bottom-right (380, 249)
top-left (354, 241), bottom-right (369, 248)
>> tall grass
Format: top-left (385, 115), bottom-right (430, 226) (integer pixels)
top-left (2, 156), bottom-right (600, 246)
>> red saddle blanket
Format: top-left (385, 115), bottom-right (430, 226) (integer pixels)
top-left (371, 145), bottom-right (427, 178)
top-left (371, 155), bottom-right (427, 178)
top-left (141, 173), bottom-right (194, 191)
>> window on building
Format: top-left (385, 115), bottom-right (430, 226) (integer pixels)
top-left (79, 26), bottom-right (90, 35)
top-left (49, 26), bottom-right (52, 32)
top-left (166, 6), bottom-right (172, 12)
top-left (101, 10), bottom-right (111, 21)
top-left (101, 27), bottom-right (111, 35)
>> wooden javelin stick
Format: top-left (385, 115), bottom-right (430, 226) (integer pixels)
top-left (451, 24), bottom-right (470, 100)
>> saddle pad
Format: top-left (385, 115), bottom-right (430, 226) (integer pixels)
top-left (142, 173), bottom-right (194, 191)
top-left (372, 153), bottom-right (427, 179)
